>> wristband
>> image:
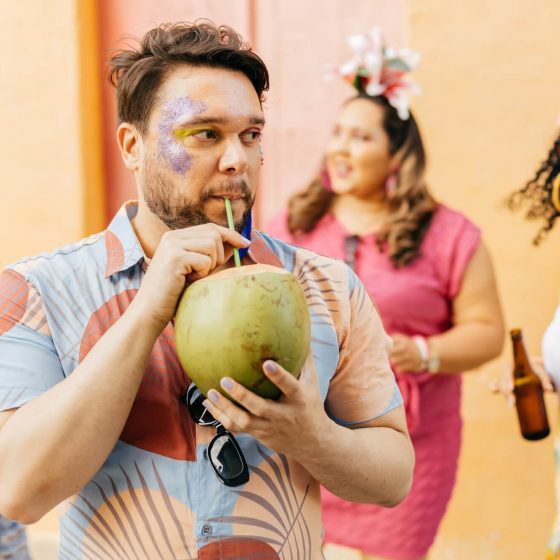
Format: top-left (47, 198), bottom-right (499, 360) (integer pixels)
top-left (412, 336), bottom-right (429, 372)
top-left (426, 340), bottom-right (440, 374)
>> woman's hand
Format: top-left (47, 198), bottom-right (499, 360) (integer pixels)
top-left (490, 356), bottom-right (555, 406)
top-left (390, 334), bottom-right (423, 373)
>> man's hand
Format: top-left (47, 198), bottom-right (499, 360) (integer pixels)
top-left (202, 359), bottom-right (330, 460)
top-left (132, 224), bottom-right (250, 329)
top-left (390, 334), bottom-right (423, 373)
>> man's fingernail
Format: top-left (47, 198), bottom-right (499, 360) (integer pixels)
top-left (264, 361), bottom-right (278, 374)
top-left (241, 237), bottom-right (251, 246)
top-left (208, 390), bottom-right (220, 403)
top-left (221, 378), bottom-right (234, 391)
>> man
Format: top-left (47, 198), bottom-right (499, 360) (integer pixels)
top-left (0, 21), bottom-right (413, 559)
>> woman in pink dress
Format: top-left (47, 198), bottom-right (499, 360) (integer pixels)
top-left (265, 29), bottom-right (505, 560)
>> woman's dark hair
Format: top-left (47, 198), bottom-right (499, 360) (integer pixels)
top-left (108, 20), bottom-right (270, 134)
top-left (508, 133), bottom-right (560, 244)
top-left (286, 94), bottom-right (436, 268)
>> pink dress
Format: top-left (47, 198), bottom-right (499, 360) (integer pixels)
top-left (265, 205), bottom-right (481, 560)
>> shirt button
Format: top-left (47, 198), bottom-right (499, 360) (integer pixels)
top-left (201, 524), bottom-right (212, 536)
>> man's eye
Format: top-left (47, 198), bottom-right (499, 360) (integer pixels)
top-left (191, 129), bottom-right (218, 141)
top-left (242, 130), bottom-right (262, 143)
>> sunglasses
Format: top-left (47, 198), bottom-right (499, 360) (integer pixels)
top-left (180, 383), bottom-right (250, 487)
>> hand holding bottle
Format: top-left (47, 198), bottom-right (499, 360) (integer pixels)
top-left (491, 355), bottom-right (555, 407)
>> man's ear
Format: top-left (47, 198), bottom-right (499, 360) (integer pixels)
top-left (116, 122), bottom-right (142, 171)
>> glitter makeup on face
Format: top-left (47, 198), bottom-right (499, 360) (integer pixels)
top-left (157, 96), bottom-right (207, 175)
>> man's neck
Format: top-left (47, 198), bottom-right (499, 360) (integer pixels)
top-left (132, 203), bottom-right (169, 259)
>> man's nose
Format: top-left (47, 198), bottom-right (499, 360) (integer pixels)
top-left (218, 138), bottom-right (249, 175)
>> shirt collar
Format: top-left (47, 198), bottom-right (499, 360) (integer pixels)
top-left (104, 200), bottom-right (283, 278)
top-left (104, 201), bottom-right (146, 278)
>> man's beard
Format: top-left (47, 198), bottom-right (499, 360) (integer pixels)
top-left (143, 166), bottom-right (254, 232)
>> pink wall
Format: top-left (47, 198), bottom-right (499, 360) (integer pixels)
top-left (255, 1), bottom-right (406, 227)
top-left (97, 0), bottom-right (406, 225)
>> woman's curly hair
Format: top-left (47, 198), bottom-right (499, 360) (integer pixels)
top-left (508, 133), bottom-right (560, 244)
top-left (286, 94), bottom-right (436, 268)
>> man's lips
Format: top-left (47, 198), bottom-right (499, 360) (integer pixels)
top-left (208, 194), bottom-right (245, 201)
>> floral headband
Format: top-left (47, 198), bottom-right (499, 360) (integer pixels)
top-left (327, 26), bottom-right (421, 120)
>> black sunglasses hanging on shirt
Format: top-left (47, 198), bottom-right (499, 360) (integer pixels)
top-left (180, 382), bottom-right (250, 487)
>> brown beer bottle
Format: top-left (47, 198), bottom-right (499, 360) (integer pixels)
top-left (510, 328), bottom-right (550, 440)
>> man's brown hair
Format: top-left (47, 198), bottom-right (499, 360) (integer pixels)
top-left (108, 20), bottom-right (270, 134)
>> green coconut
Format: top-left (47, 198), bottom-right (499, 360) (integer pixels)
top-left (174, 263), bottom-right (311, 400)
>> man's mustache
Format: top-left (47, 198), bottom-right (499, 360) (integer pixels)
top-left (200, 180), bottom-right (253, 202)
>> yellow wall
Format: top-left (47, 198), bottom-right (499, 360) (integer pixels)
top-left (0, 1), bottom-right (100, 556)
top-left (410, 1), bottom-right (560, 558)
top-left (0, 0), bottom-right (85, 268)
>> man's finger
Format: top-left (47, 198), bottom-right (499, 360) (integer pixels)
top-left (219, 377), bottom-right (271, 418)
top-left (262, 361), bottom-right (300, 398)
top-left (214, 225), bottom-right (252, 248)
top-left (203, 391), bottom-right (250, 433)
top-left (177, 238), bottom-right (219, 270)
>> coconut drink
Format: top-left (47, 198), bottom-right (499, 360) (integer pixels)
top-left (174, 263), bottom-right (311, 400)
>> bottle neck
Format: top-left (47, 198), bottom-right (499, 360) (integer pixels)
top-left (511, 331), bottom-right (533, 376)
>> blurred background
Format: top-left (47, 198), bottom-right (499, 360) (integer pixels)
top-left (1, 0), bottom-right (559, 558)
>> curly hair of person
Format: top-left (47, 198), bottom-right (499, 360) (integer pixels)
top-left (108, 20), bottom-right (269, 134)
top-left (286, 94), bottom-right (436, 268)
top-left (508, 133), bottom-right (560, 245)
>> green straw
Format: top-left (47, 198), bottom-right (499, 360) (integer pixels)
top-left (224, 198), bottom-right (241, 267)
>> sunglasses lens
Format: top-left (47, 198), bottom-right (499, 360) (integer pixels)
top-left (181, 383), bottom-right (219, 427)
top-left (181, 384), bottom-right (250, 487)
top-left (208, 428), bottom-right (250, 487)
top-left (209, 434), bottom-right (245, 478)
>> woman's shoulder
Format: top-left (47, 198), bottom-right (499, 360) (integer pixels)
top-left (425, 204), bottom-right (482, 250)
top-left (429, 204), bottom-right (480, 234)
top-left (424, 204), bottom-right (483, 297)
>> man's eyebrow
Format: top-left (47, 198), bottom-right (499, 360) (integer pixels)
top-left (249, 116), bottom-right (266, 126)
top-left (175, 115), bottom-right (266, 127)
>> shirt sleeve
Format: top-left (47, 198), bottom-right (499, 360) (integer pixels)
top-left (0, 268), bottom-right (65, 411)
top-left (542, 303), bottom-right (560, 388)
top-left (325, 270), bottom-right (403, 426)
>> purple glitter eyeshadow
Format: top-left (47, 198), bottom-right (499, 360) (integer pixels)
top-left (158, 97), bottom-right (207, 174)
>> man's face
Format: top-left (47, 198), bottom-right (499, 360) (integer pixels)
top-left (139, 66), bottom-right (264, 231)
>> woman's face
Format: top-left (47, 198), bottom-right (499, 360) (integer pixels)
top-left (325, 98), bottom-right (393, 199)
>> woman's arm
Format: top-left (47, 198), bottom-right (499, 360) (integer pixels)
top-left (429, 241), bottom-right (505, 372)
top-left (391, 241), bottom-right (505, 373)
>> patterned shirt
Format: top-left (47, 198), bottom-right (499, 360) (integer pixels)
top-left (0, 517), bottom-right (30, 560)
top-left (0, 202), bottom-right (402, 560)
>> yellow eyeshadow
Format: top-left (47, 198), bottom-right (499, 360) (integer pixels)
top-left (173, 128), bottom-right (211, 139)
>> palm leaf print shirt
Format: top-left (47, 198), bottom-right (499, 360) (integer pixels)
top-left (0, 202), bottom-right (402, 560)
